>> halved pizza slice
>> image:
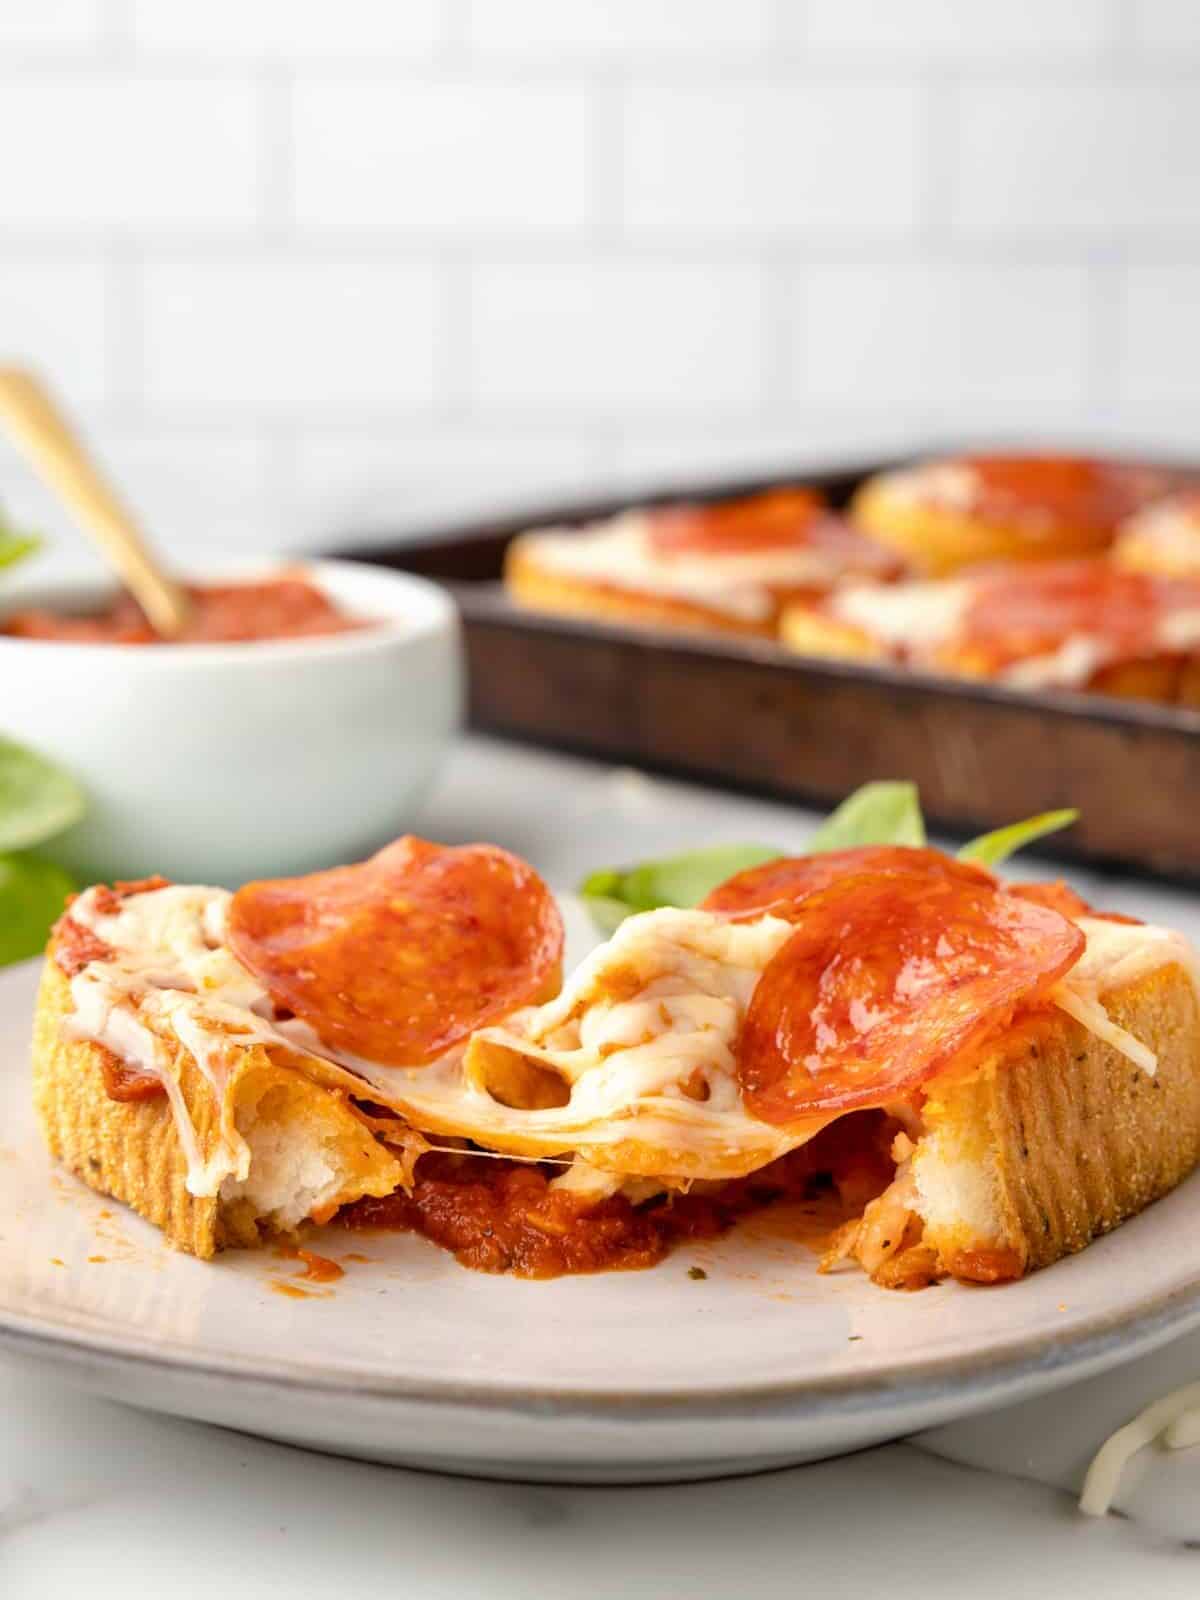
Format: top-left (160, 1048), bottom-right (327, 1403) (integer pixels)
top-left (32, 834), bottom-right (1200, 1287)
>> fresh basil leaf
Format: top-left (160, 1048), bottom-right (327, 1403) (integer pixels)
top-left (805, 780), bottom-right (926, 853)
top-left (957, 809), bottom-right (1079, 868)
top-left (0, 735), bottom-right (86, 853)
top-left (620, 843), bottom-right (782, 912)
top-left (579, 843), bottom-right (781, 933)
top-left (580, 892), bottom-right (640, 937)
top-left (0, 528), bottom-right (39, 572)
top-left (0, 852), bottom-right (74, 966)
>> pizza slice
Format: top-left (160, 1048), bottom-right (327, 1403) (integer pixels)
top-left (32, 826), bottom-right (1200, 1288)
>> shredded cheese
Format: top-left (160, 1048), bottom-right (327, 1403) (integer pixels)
top-left (1080, 1381), bottom-right (1200, 1516)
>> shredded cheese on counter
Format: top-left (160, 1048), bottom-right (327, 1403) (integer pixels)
top-left (1080, 1381), bottom-right (1200, 1516)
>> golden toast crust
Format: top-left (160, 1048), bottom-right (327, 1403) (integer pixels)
top-left (33, 953), bottom-right (404, 1258)
top-left (504, 539), bottom-right (784, 637)
top-left (33, 957), bottom-right (223, 1255)
top-left (919, 964), bottom-right (1200, 1277)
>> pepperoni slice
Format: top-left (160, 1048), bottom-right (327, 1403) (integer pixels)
top-left (646, 488), bottom-right (828, 555)
top-left (961, 561), bottom-right (1200, 673)
top-left (737, 871), bottom-right (1084, 1125)
top-left (227, 837), bottom-right (564, 1067)
top-left (1009, 880), bottom-right (1142, 927)
top-left (960, 456), bottom-right (1169, 538)
top-left (702, 845), bottom-right (993, 922)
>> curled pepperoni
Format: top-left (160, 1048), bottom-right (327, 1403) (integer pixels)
top-left (960, 456), bottom-right (1169, 537)
top-left (702, 845), bottom-right (993, 922)
top-left (228, 837), bottom-right (564, 1067)
top-left (645, 489), bottom-right (899, 576)
top-left (646, 488), bottom-right (828, 555)
top-left (736, 871), bottom-right (1084, 1125)
top-left (961, 561), bottom-right (1200, 672)
top-left (1010, 880), bottom-right (1142, 927)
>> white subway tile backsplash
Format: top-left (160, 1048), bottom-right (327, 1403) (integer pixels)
top-left (0, 429), bottom-right (270, 561)
top-left (468, 261), bottom-right (767, 418)
top-left (802, 0), bottom-right (1115, 57)
top-left (0, 0), bottom-right (104, 50)
top-left (622, 81), bottom-right (922, 235)
top-left (1118, 266), bottom-right (1200, 404)
top-left (786, 262), bottom-right (1092, 414)
top-left (1131, 1), bottom-right (1200, 51)
top-left (0, 75), bottom-right (260, 230)
top-left (0, 0), bottom-right (1196, 554)
top-left (142, 261), bottom-right (443, 420)
top-left (951, 82), bottom-right (1200, 232)
top-left (293, 79), bottom-right (592, 231)
top-left (466, 0), bottom-right (773, 58)
top-left (131, 0), bottom-right (446, 59)
top-left (288, 432), bottom-right (605, 545)
top-left (0, 261), bottom-right (111, 410)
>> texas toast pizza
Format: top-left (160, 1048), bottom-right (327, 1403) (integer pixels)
top-left (504, 487), bottom-right (900, 638)
top-left (33, 819), bottom-right (1200, 1287)
top-left (781, 560), bottom-right (1200, 704)
top-left (849, 454), bottom-right (1173, 576)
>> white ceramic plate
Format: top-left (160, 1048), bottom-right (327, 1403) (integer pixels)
top-left (4, 956), bottom-right (1200, 1484)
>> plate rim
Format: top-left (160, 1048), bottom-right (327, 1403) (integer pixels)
top-left (3, 1265), bottom-right (1200, 1423)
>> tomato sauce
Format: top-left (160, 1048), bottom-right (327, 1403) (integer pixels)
top-left (3, 574), bottom-right (365, 645)
top-left (337, 1122), bottom-right (891, 1279)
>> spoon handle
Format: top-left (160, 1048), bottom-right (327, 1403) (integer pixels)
top-left (0, 366), bottom-right (191, 638)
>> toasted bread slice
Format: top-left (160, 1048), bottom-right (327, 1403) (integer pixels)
top-left (505, 537), bottom-right (783, 638)
top-left (850, 471), bottom-right (1110, 575)
top-left (864, 964), bottom-right (1200, 1287)
top-left (33, 956), bottom-right (404, 1258)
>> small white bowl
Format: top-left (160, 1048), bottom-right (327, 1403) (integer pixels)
top-left (0, 559), bottom-right (463, 886)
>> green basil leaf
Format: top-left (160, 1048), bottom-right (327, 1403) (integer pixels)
top-left (0, 528), bottom-right (39, 572)
top-left (579, 843), bottom-right (781, 933)
top-left (956, 809), bottom-right (1079, 868)
top-left (805, 780), bottom-right (926, 853)
top-left (620, 843), bottom-right (783, 912)
top-left (0, 852), bottom-right (75, 966)
top-left (0, 735), bottom-right (86, 853)
top-left (580, 893), bottom-right (640, 938)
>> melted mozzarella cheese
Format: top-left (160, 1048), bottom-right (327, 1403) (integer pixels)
top-left (60, 887), bottom-right (1200, 1199)
top-left (876, 462), bottom-right (980, 513)
top-left (363, 908), bottom-right (815, 1178)
top-left (520, 510), bottom-right (854, 622)
top-left (1051, 916), bottom-right (1200, 1076)
top-left (828, 578), bottom-right (972, 651)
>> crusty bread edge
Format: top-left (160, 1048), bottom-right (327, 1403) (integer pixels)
top-left (33, 953), bottom-right (404, 1259)
top-left (916, 963), bottom-right (1200, 1281)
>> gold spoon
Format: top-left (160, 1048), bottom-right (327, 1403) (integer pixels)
top-left (0, 366), bottom-right (191, 638)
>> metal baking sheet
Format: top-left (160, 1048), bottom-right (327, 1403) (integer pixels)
top-left (329, 458), bottom-right (1200, 880)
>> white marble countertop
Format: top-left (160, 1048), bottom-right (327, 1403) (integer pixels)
top-left (6, 736), bottom-right (1200, 1597)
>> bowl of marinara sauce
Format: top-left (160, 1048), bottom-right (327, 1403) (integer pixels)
top-left (0, 561), bottom-right (462, 884)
